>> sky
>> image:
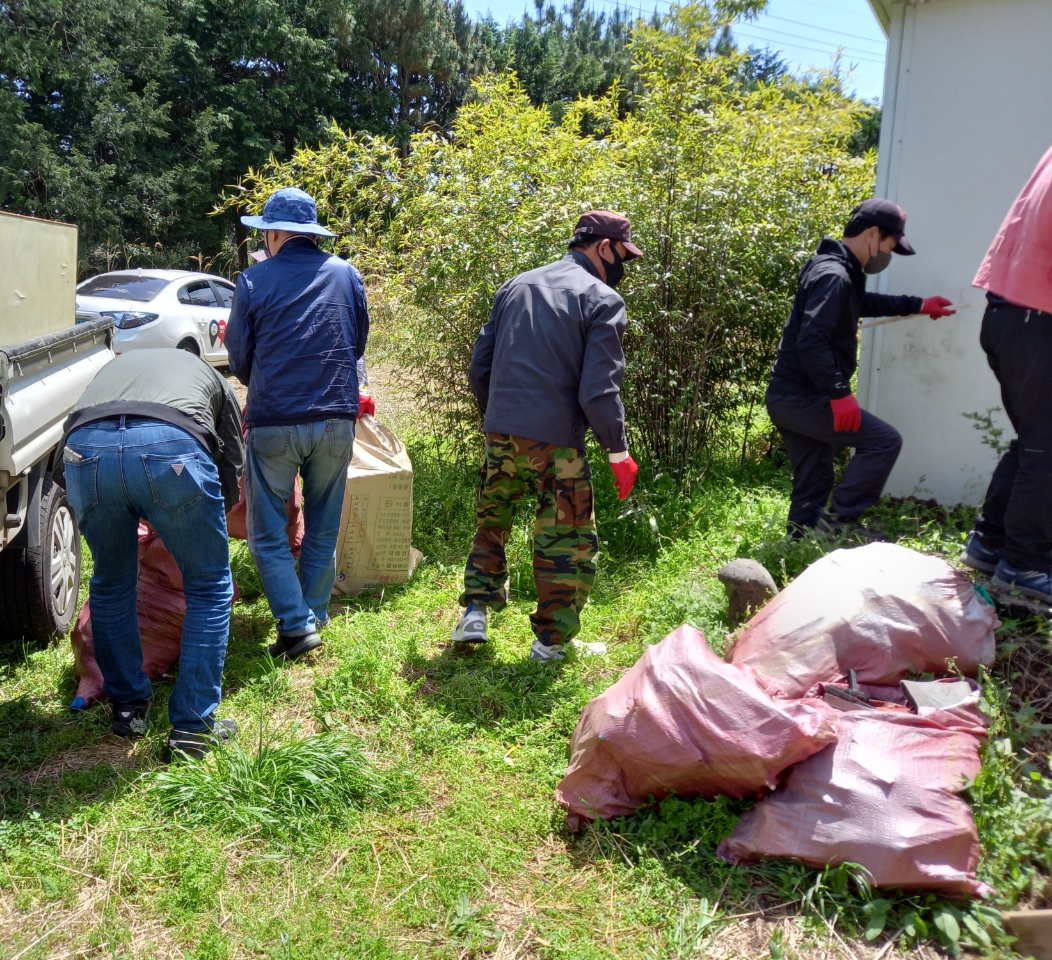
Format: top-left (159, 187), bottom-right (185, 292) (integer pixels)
top-left (462, 0), bottom-right (888, 103)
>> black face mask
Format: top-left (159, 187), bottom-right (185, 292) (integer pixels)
top-left (603, 247), bottom-right (625, 288)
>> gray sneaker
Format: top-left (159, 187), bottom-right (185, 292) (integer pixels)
top-left (529, 638), bottom-right (566, 662)
top-left (451, 604), bottom-right (488, 644)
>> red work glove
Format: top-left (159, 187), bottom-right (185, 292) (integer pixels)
top-left (830, 394), bottom-right (862, 433)
top-left (358, 394), bottom-right (375, 419)
top-left (609, 454), bottom-right (639, 500)
top-left (920, 296), bottom-right (955, 319)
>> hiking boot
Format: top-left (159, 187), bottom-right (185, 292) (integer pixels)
top-left (111, 699), bottom-right (151, 738)
top-left (451, 602), bottom-right (488, 645)
top-left (991, 559), bottom-right (1052, 605)
top-left (269, 630), bottom-right (322, 661)
top-left (529, 638), bottom-right (566, 662)
top-left (814, 508), bottom-right (888, 543)
top-left (962, 532), bottom-right (1001, 574)
top-left (161, 718), bottom-right (238, 763)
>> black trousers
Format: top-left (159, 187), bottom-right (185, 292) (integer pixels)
top-left (974, 300), bottom-right (1052, 570)
top-left (766, 388), bottom-right (903, 531)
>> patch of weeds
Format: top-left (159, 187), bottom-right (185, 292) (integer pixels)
top-left (664, 897), bottom-right (719, 958)
top-left (159, 834), bottom-right (227, 920)
top-left (445, 892), bottom-right (499, 951)
top-left (230, 539), bottom-right (264, 600)
top-left (315, 646), bottom-right (406, 721)
top-left (147, 731), bottom-right (418, 840)
top-left (969, 668), bottom-right (1052, 905)
top-left (638, 577), bottom-right (727, 643)
top-left (614, 794), bottom-right (749, 852)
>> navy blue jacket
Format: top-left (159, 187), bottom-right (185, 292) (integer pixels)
top-left (769, 237), bottom-right (921, 399)
top-left (226, 238), bottom-right (369, 426)
top-left (469, 252), bottom-right (628, 452)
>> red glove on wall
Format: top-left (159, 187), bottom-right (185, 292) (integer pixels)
top-left (920, 296), bottom-right (955, 319)
top-left (830, 394), bottom-right (862, 433)
top-left (358, 394), bottom-right (375, 419)
top-left (609, 454), bottom-right (639, 500)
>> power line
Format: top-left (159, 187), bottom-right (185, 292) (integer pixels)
top-left (764, 13), bottom-right (886, 47)
top-left (732, 28), bottom-right (887, 63)
top-left (734, 30), bottom-right (885, 65)
top-left (733, 23), bottom-right (886, 61)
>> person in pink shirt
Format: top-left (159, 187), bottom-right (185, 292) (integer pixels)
top-left (965, 144), bottom-right (1052, 602)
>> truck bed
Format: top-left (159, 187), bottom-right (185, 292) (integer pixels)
top-left (0, 317), bottom-right (114, 478)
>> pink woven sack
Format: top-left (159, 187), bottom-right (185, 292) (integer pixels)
top-left (718, 686), bottom-right (992, 897)
top-left (727, 543), bottom-right (998, 699)
top-left (556, 624), bottom-right (840, 827)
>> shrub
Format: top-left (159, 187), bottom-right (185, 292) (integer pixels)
top-left (219, 2), bottom-right (875, 474)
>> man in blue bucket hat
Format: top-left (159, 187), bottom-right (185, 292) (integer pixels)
top-left (226, 187), bottom-right (370, 660)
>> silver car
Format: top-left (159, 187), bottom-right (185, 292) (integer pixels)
top-left (76, 269), bottom-right (235, 367)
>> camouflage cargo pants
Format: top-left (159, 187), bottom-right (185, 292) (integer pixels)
top-left (461, 434), bottom-right (599, 645)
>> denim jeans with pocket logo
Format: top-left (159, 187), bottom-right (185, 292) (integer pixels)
top-left (64, 418), bottom-right (233, 731)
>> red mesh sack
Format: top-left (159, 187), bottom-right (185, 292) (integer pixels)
top-left (71, 526), bottom-right (191, 707)
top-left (225, 474), bottom-right (304, 554)
top-left (718, 687), bottom-right (992, 897)
top-left (555, 625), bottom-right (840, 828)
top-left (727, 543), bottom-right (998, 699)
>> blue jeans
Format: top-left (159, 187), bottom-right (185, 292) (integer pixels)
top-left (63, 418), bottom-right (233, 732)
top-left (245, 419), bottom-right (354, 636)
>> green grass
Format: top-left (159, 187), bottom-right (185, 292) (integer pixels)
top-left (0, 435), bottom-right (1049, 958)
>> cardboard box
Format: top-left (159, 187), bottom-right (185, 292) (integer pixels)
top-left (332, 416), bottom-right (421, 594)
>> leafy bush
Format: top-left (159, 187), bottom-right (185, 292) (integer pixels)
top-left (219, 1), bottom-right (875, 474)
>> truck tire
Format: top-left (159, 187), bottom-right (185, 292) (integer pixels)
top-left (0, 476), bottom-right (82, 645)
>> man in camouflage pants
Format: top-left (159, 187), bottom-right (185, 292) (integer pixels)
top-left (453, 211), bottom-right (643, 661)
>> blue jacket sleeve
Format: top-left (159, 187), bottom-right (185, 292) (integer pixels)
top-left (225, 274), bottom-right (254, 386)
top-left (351, 267), bottom-right (370, 363)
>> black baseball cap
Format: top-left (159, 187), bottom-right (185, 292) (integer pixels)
top-left (849, 198), bottom-right (915, 255)
top-left (570, 210), bottom-right (644, 259)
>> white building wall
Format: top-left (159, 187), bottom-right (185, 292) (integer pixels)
top-left (858, 0), bottom-right (1052, 504)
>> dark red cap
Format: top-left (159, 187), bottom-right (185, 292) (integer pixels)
top-left (571, 210), bottom-right (644, 259)
top-left (850, 198), bottom-right (916, 255)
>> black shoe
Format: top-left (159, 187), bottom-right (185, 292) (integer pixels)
top-left (269, 630), bottom-right (322, 660)
top-left (962, 532), bottom-right (1001, 574)
top-left (814, 508), bottom-right (888, 543)
top-left (111, 699), bottom-right (151, 738)
top-left (161, 718), bottom-right (238, 763)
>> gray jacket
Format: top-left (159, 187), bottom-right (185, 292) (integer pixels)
top-left (469, 251), bottom-right (628, 452)
top-left (58, 349), bottom-right (245, 512)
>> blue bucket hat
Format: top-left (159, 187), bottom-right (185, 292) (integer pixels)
top-left (240, 186), bottom-right (336, 237)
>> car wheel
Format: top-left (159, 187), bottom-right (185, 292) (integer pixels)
top-left (177, 338), bottom-right (201, 355)
top-left (0, 476), bottom-right (82, 645)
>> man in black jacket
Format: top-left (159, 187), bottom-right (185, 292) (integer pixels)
top-left (453, 211), bottom-right (642, 661)
top-left (767, 199), bottom-right (955, 537)
top-left (58, 349), bottom-right (244, 761)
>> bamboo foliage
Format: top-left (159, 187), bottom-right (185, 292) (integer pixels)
top-left (218, 2), bottom-right (875, 473)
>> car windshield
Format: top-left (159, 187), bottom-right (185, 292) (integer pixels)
top-left (78, 274), bottom-right (168, 302)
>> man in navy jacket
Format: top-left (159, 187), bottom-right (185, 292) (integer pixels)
top-left (226, 187), bottom-right (369, 660)
top-left (767, 199), bottom-right (954, 538)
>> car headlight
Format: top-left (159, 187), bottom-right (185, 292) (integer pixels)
top-left (100, 311), bottom-right (160, 330)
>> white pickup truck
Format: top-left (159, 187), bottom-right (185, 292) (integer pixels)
top-left (0, 212), bottom-right (113, 643)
